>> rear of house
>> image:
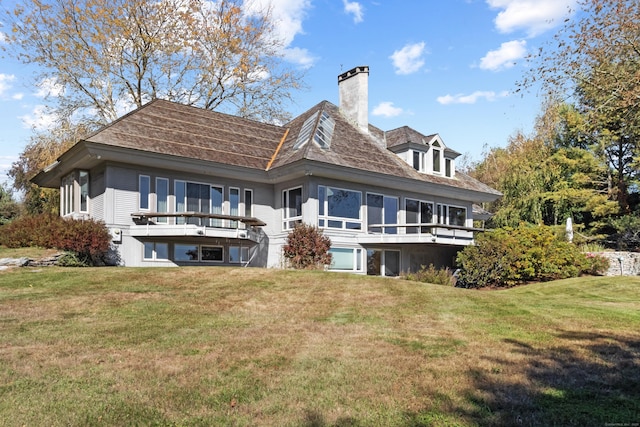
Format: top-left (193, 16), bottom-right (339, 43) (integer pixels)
top-left (33, 66), bottom-right (501, 275)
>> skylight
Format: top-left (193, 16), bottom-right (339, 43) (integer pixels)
top-left (293, 110), bottom-right (335, 151)
top-left (293, 111), bottom-right (318, 150)
top-left (313, 112), bottom-right (335, 149)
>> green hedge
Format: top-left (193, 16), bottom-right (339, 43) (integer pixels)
top-left (456, 223), bottom-right (609, 288)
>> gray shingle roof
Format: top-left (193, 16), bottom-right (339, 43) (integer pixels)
top-left (78, 98), bottom-right (500, 197)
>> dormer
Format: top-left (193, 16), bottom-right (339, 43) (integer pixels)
top-left (385, 128), bottom-right (460, 178)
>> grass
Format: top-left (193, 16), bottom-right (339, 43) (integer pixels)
top-left (0, 266), bottom-right (639, 426)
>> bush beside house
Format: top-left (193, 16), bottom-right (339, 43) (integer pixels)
top-left (283, 223), bottom-right (332, 270)
top-left (0, 213), bottom-right (113, 266)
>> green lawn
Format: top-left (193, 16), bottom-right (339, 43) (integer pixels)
top-left (0, 266), bottom-right (638, 426)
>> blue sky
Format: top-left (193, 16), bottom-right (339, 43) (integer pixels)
top-left (0, 0), bottom-right (579, 184)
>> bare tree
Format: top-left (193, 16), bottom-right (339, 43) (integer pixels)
top-left (6, 0), bottom-right (303, 125)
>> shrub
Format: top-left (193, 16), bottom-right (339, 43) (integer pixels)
top-left (456, 223), bottom-right (593, 288)
top-left (283, 223), bottom-right (332, 269)
top-left (404, 264), bottom-right (455, 286)
top-left (0, 213), bottom-right (112, 265)
top-left (584, 253), bottom-right (610, 276)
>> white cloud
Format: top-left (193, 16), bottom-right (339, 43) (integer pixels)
top-left (20, 104), bottom-right (60, 131)
top-left (487, 0), bottom-right (577, 37)
top-left (390, 42), bottom-right (427, 75)
top-left (0, 74), bottom-right (16, 97)
top-left (35, 77), bottom-right (64, 98)
top-left (479, 40), bottom-right (527, 71)
top-left (244, 0), bottom-right (315, 67)
top-left (372, 101), bottom-right (403, 118)
top-left (283, 47), bottom-right (318, 69)
top-left (12, 93), bottom-right (24, 101)
top-left (245, 0), bottom-right (311, 46)
top-left (437, 90), bottom-right (510, 105)
top-left (343, 0), bottom-right (364, 23)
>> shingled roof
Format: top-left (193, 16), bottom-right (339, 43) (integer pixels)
top-left (85, 99), bottom-right (286, 170)
top-left (51, 98), bottom-right (498, 197)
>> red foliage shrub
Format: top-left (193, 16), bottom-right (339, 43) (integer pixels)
top-left (0, 213), bottom-right (112, 264)
top-left (282, 223), bottom-right (332, 269)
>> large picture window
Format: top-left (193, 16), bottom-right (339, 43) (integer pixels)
top-left (283, 187), bottom-right (302, 230)
top-left (318, 186), bottom-right (362, 230)
top-left (175, 181), bottom-right (223, 226)
top-left (328, 247), bottom-right (363, 272)
top-left (367, 193), bottom-right (398, 234)
top-left (405, 199), bottom-right (434, 234)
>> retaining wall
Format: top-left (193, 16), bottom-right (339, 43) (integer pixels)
top-left (592, 251), bottom-right (640, 276)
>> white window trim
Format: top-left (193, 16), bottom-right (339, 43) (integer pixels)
top-left (318, 185), bottom-right (363, 231)
top-left (283, 186), bottom-right (303, 230)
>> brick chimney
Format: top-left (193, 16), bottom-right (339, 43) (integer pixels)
top-left (338, 65), bottom-right (369, 134)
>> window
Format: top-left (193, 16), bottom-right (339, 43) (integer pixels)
top-left (61, 173), bottom-right (74, 216)
top-left (229, 246), bottom-right (250, 264)
top-left (201, 246), bottom-right (223, 262)
top-left (367, 193), bottom-right (398, 234)
top-left (436, 204), bottom-right (467, 227)
top-left (156, 178), bottom-right (168, 223)
top-left (143, 242), bottom-right (168, 260)
top-left (139, 175), bottom-right (150, 210)
top-left (314, 111), bottom-right (335, 149)
top-left (244, 190), bottom-right (253, 217)
top-left (318, 186), bottom-right (362, 230)
top-left (432, 149), bottom-right (441, 173)
top-left (62, 170), bottom-right (89, 216)
top-left (79, 170), bottom-right (89, 213)
top-left (445, 159), bottom-right (452, 177)
top-left (405, 199), bottom-right (434, 234)
top-left (175, 181), bottom-right (220, 226)
top-left (283, 187), bottom-right (302, 230)
top-left (412, 151), bottom-right (421, 171)
top-left (211, 185), bottom-right (223, 227)
top-left (448, 206), bottom-right (467, 227)
top-left (294, 111), bottom-right (319, 150)
top-left (229, 187), bottom-right (239, 228)
top-left (174, 244), bottom-right (199, 261)
top-left (367, 249), bottom-right (400, 277)
top-left (328, 248), bottom-right (363, 272)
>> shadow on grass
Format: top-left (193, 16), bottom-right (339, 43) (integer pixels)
top-left (463, 331), bottom-right (640, 426)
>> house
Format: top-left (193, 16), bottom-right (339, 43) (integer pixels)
top-left (32, 66), bottom-right (501, 275)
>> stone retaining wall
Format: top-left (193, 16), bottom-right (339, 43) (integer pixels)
top-left (592, 251), bottom-right (640, 276)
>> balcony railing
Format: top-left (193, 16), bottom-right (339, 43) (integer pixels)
top-left (358, 222), bottom-right (485, 245)
top-left (130, 212), bottom-right (266, 241)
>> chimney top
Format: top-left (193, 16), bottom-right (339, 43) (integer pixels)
top-left (338, 65), bottom-right (369, 83)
